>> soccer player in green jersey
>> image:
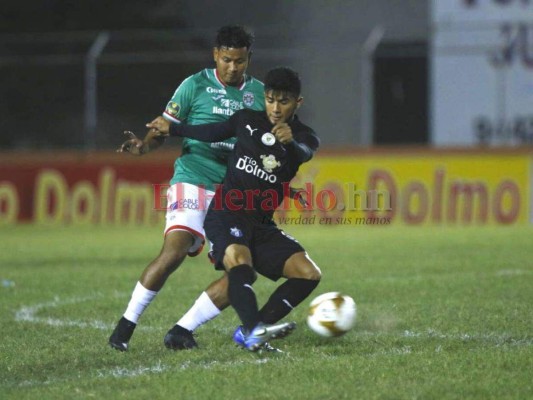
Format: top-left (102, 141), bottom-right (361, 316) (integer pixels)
top-left (109, 25), bottom-right (265, 352)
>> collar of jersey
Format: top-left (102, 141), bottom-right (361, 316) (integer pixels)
top-left (213, 68), bottom-right (247, 91)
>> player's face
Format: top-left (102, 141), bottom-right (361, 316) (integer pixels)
top-left (265, 90), bottom-right (303, 125)
top-left (213, 46), bottom-right (250, 86)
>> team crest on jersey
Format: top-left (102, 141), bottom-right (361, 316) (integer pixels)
top-left (230, 227), bottom-right (243, 237)
top-left (243, 91), bottom-right (255, 107)
top-left (261, 132), bottom-right (276, 146)
top-left (165, 102), bottom-right (180, 118)
top-left (260, 154), bottom-right (281, 173)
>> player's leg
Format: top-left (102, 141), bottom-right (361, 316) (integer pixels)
top-left (164, 273), bottom-right (230, 350)
top-left (162, 184), bottom-right (233, 350)
top-left (109, 182), bottom-right (209, 352)
top-left (258, 251), bottom-right (321, 324)
top-left (251, 227), bottom-right (321, 325)
top-left (224, 244), bottom-right (259, 331)
top-left (203, 211), bottom-right (295, 351)
top-left (224, 243), bottom-right (295, 351)
top-left (108, 230), bottom-right (194, 351)
top-left (231, 248), bottom-right (319, 351)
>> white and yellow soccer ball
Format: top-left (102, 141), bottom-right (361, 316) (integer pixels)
top-left (307, 292), bottom-right (357, 337)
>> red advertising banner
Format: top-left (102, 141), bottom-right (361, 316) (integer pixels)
top-left (0, 148), bottom-right (531, 226)
top-left (0, 151), bottom-right (176, 225)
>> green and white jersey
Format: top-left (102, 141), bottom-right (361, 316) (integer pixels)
top-left (163, 68), bottom-right (265, 191)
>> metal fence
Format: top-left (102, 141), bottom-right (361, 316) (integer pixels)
top-left (0, 28), bottom-right (295, 150)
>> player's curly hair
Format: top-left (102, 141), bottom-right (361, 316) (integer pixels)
top-left (215, 25), bottom-right (254, 50)
top-left (264, 67), bottom-right (301, 98)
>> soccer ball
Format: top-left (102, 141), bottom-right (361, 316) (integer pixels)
top-left (307, 292), bottom-right (357, 337)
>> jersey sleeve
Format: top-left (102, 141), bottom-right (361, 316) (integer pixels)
top-left (169, 111), bottom-right (240, 141)
top-left (163, 75), bottom-right (196, 124)
top-left (169, 120), bottom-right (234, 142)
top-left (288, 128), bottom-right (320, 163)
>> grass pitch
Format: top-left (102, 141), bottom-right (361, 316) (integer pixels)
top-left (0, 224), bottom-right (532, 399)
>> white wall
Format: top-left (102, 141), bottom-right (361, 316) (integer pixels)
top-left (431, 0), bottom-right (533, 146)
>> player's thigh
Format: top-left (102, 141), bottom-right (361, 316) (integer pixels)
top-left (282, 251), bottom-right (322, 280)
top-left (160, 229), bottom-right (195, 259)
top-left (252, 226), bottom-right (306, 281)
top-left (204, 210), bottom-right (253, 271)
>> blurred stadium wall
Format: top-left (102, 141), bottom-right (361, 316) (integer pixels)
top-left (0, 0), bottom-right (428, 149)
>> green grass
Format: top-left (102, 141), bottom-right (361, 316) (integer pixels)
top-left (0, 224), bottom-right (532, 399)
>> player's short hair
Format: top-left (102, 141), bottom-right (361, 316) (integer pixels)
top-left (264, 67), bottom-right (301, 98)
top-left (215, 25), bottom-right (254, 50)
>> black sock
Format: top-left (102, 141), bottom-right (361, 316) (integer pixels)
top-left (228, 264), bottom-right (259, 331)
top-left (259, 278), bottom-right (320, 324)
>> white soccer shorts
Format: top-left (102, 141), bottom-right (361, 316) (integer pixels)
top-left (164, 182), bottom-right (215, 256)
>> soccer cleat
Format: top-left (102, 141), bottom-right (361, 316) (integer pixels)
top-left (261, 342), bottom-right (283, 353)
top-left (236, 321), bottom-right (296, 352)
top-left (108, 317), bottom-right (136, 352)
top-left (233, 322), bottom-right (296, 345)
top-left (232, 325), bottom-right (246, 347)
top-left (232, 326), bottom-right (283, 352)
top-left (164, 324), bottom-right (198, 350)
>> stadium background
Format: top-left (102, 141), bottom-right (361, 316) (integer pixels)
top-left (0, 0), bottom-right (532, 225)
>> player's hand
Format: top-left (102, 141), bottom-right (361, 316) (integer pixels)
top-left (117, 131), bottom-right (145, 155)
top-left (146, 116), bottom-right (171, 137)
top-left (289, 186), bottom-right (310, 208)
top-left (272, 123), bottom-right (293, 144)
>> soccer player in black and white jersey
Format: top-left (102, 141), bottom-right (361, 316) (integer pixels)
top-left (148, 67), bottom-right (321, 351)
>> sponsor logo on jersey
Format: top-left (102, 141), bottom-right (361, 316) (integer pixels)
top-left (245, 125), bottom-right (258, 135)
top-left (211, 98), bottom-right (244, 116)
top-left (221, 99), bottom-right (244, 110)
top-left (210, 142), bottom-right (235, 150)
top-left (236, 155), bottom-right (277, 183)
top-left (211, 94), bottom-right (225, 101)
top-left (212, 106), bottom-right (234, 116)
top-left (243, 91), bottom-right (255, 107)
top-left (166, 102), bottom-right (180, 117)
top-left (169, 198), bottom-right (199, 210)
top-left (206, 87), bottom-right (227, 95)
top-left (230, 227), bottom-right (243, 237)
top-left (260, 154), bottom-right (281, 173)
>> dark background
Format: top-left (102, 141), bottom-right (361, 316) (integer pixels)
top-left (0, 0), bottom-right (429, 149)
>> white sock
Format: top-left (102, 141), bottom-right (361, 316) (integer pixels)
top-left (176, 291), bottom-right (221, 331)
top-left (123, 282), bottom-right (158, 324)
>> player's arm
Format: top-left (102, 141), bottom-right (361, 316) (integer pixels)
top-left (286, 140), bottom-right (315, 162)
top-left (147, 116), bottom-right (234, 142)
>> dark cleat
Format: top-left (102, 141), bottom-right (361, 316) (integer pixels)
top-left (164, 324), bottom-right (198, 350)
top-left (108, 317), bottom-right (136, 352)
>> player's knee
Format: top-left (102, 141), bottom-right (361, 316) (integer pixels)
top-left (284, 254), bottom-right (322, 281)
top-left (223, 244), bottom-right (252, 268)
top-left (302, 264), bottom-right (322, 281)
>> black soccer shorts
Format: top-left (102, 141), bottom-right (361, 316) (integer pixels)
top-left (203, 209), bottom-right (305, 281)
